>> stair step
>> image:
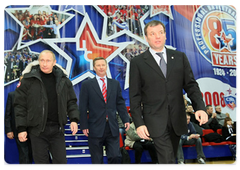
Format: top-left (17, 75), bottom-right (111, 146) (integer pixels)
top-left (65, 134), bottom-right (87, 140)
top-left (66, 146), bottom-right (90, 155)
top-left (66, 146), bottom-right (89, 150)
top-left (66, 156), bottom-right (92, 164)
top-left (65, 128), bottom-right (82, 134)
top-left (65, 134), bottom-right (85, 136)
top-left (64, 120), bottom-right (92, 163)
top-left (65, 140), bottom-right (89, 146)
top-left (66, 140), bottom-right (88, 142)
top-left (66, 153), bottom-right (107, 158)
top-left (66, 154), bottom-right (91, 158)
top-left (66, 155), bottom-right (108, 164)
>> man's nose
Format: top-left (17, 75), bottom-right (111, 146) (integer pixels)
top-left (156, 33), bottom-right (161, 38)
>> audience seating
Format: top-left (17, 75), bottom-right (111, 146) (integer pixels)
top-left (121, 107), bottom-right (236, 163)
top-left (216, 129), bottom-right (236, 145)
top-left (119, 133), bottom-right (124, 148)
top-left (182, 129), bottom-right (236, 160)
top-left (122, 107), bottom-right (236, 162)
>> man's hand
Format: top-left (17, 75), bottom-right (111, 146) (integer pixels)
top-left (189, 134), bottom-right (200, 140)
top-left (136, 125), bottom-right (150, 140)
top-left (212, 112), bottom-right (217, 118)
top-left (70, 122), bottom-right (78, 135)
top-left (7, 132), bottom-right (14, 139)
top-left (82, 129), bottom-right (89, 137)
top-left (124, 122), bottom-right (130, 131)
top-left (195, 110), bottom-right (208, 126)
top-left (18, 131), bottom-right (28, 142)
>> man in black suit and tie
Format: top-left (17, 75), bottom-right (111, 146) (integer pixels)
top-left (79, 57), bottom-right (130, 164)
top-left (129, 20), bottom-right (208, 164)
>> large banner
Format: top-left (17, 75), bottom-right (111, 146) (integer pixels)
top-left (4, 5), bottom-right (236, 163)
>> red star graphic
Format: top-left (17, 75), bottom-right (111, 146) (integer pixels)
top-left (153, 5), bottom-right (170, 13)
top-left (79, 23), bottom-right (118, 60)
top-left (221, 32), bottom-right (232, 45)
top-left (227, 88), bottom-right (232, 95)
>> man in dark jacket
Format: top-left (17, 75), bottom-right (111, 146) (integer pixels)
top-left (79, 57), bottom-right (130, 164)
top-left (129, 20), bottom-right (208, 163)
top-left (202, 105), bottom-right (222, 131)
top-left (14, 50), bottom-right (79, 164)
top-left (5, 76), bottom-right (32, 163)
top-left (177, 113), bottom-right (206, 164)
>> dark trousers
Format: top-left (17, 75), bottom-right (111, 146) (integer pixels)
top-left (133, 140), bottom-right (158, 163)
top-left (29, 122), bottom-right (67, 164)
top-left (227, 136), bottom-right (236, 142)
top-left (88, 122), bottom-right (121, 164)
top-left (152, 112), bottom-right (180, 164)
top-left (14, 131), bottom-right (32, 163)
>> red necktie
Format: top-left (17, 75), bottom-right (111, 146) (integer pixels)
top-left (100, 78), bottom-right (107, 103)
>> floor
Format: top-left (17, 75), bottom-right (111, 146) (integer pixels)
top-left (139, 157), bottom-right (236, 164)
top-left (185, 157), bottom-right (236, 164)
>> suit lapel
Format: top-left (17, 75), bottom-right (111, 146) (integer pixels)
top-left (143, 49), bottom-right (163, 77)
top-left (166, 48), bottom-right (176, 77)
top-left (91, 78), bottom-right (105, 101)
top-left (106, 78), bottom-right (112, 102)
top-left (144, 48), bottom-right (177, 78)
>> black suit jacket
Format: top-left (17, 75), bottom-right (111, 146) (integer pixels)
top-left (79, 77), bottom-right (129, 137)
top-left (129, 48), bottom-right (206, 137)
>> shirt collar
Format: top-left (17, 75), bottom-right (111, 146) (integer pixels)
top-left (149, 47), bottom-right (166, 56)
top-left (96, 74), bottom-right (107, 80)
top-left (149, 47), bottom-right (167, 63)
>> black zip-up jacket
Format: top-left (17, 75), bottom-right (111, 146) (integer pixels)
top-left (14, 61), bottom-right (79, 136)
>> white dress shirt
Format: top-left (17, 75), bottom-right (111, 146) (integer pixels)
top-left (96, 75), bottom-right (107, 91)
top-left (149, 47), bottom-right (167, 65)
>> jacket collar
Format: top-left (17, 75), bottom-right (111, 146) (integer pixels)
top-left (91, 77), bottom-right (112, 103)
top-left (143, 47), bottom-right (176, 78)
top-left (22, 60), bottom-right (68, 77)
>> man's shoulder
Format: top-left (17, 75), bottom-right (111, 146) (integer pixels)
top-left (22, 60), bottom-right (39, 75)
top-left (107, 78), bottom-right (119, 85)
top-left (188, 121), bottom-right (193, 126)
top-left (82, 77), bottom-right (96, 85)
top-left (166, 47), bottom-right (185, 56)
top-left (131, 50), bottom-right (150, 64)
top-left (134, 50), bottom-right (149, 59)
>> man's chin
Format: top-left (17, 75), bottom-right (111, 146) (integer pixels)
top-left (41, 68), bottom-right (52, 74)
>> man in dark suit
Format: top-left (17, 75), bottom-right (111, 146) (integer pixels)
top-left (129, 20), bottom-right (208, 164)
top-left (79, 57), bottom-right (130, 164)
top-left (5, 76), bottom-right (32, 163)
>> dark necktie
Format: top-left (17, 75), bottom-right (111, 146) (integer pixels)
top-left (100, 78), bottom-right (107, 103)
top-left (156, 52), bottom-right (167, 77)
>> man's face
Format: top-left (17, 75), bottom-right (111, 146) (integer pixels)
top-left (93, 59), bottom-right (107, 77)
top-left (207, 106), bottom-right (213, 114)
top-left (145, 24), bottom-right (166, 52)
top-left (39, 52), bottom-right (56, 74)
top-left (186, 105), bottom-right (193, 112)
top-left (215, 106), bottom-right (222, 113)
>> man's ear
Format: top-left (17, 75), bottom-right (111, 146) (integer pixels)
top-left (53, 59), bottom-right (57, 66)
top-left (145, 35), bottom-right (148, 43)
